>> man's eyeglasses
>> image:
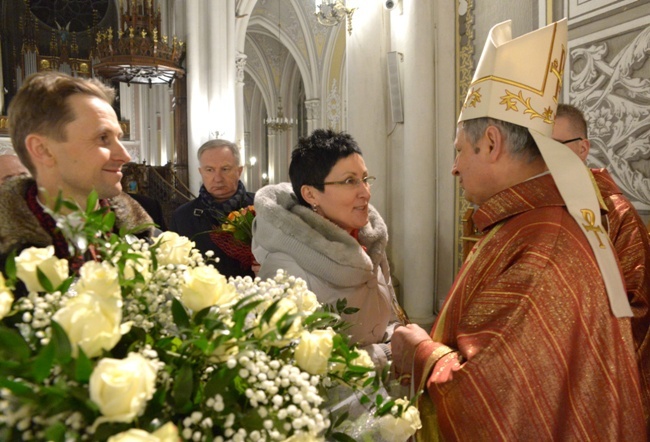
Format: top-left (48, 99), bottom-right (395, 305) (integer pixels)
top-left (558, 137), bottom-right (583, 145)
top-left (322, 176), bottom-right (376, 187)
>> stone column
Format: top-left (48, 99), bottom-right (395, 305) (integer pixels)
top-left (345, 2), bottom-right (388, 216)
top-left (185, 0), bottom-right (237, 194)
top-left (401, 2), bottom-right (437, 326)
top-left (235, 52), bottom-right (248, 184)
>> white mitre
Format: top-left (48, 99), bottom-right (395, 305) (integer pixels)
top-left (459, 19), bottom-right (631, 318)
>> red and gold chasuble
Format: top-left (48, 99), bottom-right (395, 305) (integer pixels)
top-left (593, 168), bottom-right (650, 434)
top-left (418, 175), bottom-right (646, 441)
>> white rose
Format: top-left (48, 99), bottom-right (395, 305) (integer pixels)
top-left (180, 265), bottom-right (236, 312)
top-left (256, 298), bottom-right (303, 345)
top-left (108, 422), bottom-right (178, 442)
top-left (108, 429), bottom-right (158, 442)
top-left (90, 353), bottom-right (159, 424)
top-left (210, 339), bottom-right (239, 363)
top-left (288, 289), bottom-right (320, 315)
top-left (154, 231), bottom-right (195, 266)
top-left (15, 246), bottom-right (68, 292)
top-left (121, 252), bottom-right (152, 283)
top-left (378, 398), bottom-right (422, 441)
top-left (332, 347), bottom-right (376, 387)
top-left (294, 329), bottom-right (336, 375)
top-left (53, 292), bottom-right (126, 358)
top-left (351, 348), bottom-right (374, 369)
top-left (0, 274), bottom-right (14, 320)
top-left (0, 290), bottom-right (13, 320)
top-left (77, 261), bottom-right (120, 298)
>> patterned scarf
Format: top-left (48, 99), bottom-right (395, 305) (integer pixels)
top-left (198, 181), bottom-right (249, 224)
top-left (25, 182), bottom-right (108, 273)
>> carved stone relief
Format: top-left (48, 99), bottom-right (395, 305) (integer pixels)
top-left (568, 19), bottom-right (650, 211)
top-left (326, 78), bottom-right (341, 130)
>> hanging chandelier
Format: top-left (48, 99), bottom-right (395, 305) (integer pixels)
top-left (265, 96), bottom-right (296, 133)
top-left (314, 0), bottom-right (356, 36)
top-left (265, 4), bottom-right (296, 134)
top-left (93, 0), bottom-right (185, 86)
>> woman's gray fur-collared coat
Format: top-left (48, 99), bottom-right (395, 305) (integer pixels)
top-left (252, 182), bottom-right (398, 368)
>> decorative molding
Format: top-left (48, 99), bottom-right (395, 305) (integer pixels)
top-left (567, 0), bottom-right (638, 24)
top-left (236, 52), bottom-right (248, 83)
top-left (305, 99), bottom-right (321, 123)
top-left (455, 0), bottom-right (475, 272)
top-left (326, 78), bottom-right (341, 130)
top-left (568, 19), bottom-right (650, 209)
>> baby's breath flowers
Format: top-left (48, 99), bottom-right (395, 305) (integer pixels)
top-left (0, 192), bottom-right (419, 442)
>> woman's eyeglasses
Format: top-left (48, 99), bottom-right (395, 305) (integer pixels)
top-left (322, 176), bottom-right (376, 187)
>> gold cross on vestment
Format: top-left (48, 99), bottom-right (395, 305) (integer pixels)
top-left (581, 209), bottom-right (606, 249)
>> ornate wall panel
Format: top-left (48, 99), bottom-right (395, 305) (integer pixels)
top-left (566, 5), bottom-right (650, 218)
top-left (454, 0), bottom-right (475, 272)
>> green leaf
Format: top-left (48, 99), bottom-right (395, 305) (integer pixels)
top-left (205, 367), bottom-right (239, 398)
top-left (330, 433), bottom-right (357, 442)
top-left (4, 249), bottom-right (17, 282)
top-left (172, 363), bottom-right (194, 412)
top-left (192, 337), bottom-right (210, 353)
top-left (36, 266), bottom-right (54, 293)
top-left (259, 299), bottom-right (281, 325)
top-left (85, 191), bottom-right (99, 216)
top-left (0, 327), bottom-right (31, 362)
top-left (171, 297), bottom-right (190, 329)
top-left (74, 347), bottom-right (93, 382)
top-left (31, 338), bottom-right (55, 382)
top-left (53, 191), bottom-right (65, 213)
top-left (101, 211), bottom-right (116, 232)
top-left (44, 422), bottom-right (66, 442)
top-left (56, 275), bottom-right (75, 294)
top-left (50, 321), bottom-right (73, 363)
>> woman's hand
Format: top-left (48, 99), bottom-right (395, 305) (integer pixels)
top-left (391, 324), bottom-right (432, 380)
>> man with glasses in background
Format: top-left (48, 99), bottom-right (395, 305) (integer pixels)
top-left (554, 103), bottom-right (650, 431)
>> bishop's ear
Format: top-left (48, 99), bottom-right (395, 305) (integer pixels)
top-left (484, 125), bottom-right (505, 160)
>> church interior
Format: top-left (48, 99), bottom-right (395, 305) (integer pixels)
top-left (1, 0), bottom-right (649, 327)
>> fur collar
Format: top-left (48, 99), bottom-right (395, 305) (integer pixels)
top-left (253, 182), bottom-right (388, 284)
top-left (0, 177), bottom-right (154, 256)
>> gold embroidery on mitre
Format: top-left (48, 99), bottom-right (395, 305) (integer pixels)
top-left (500, 90), bottom-right (554, 123)
top-left (551, 45), bottom-right (566, 103)
top-left (581, 209), bottom-right (606, 249)
top-left (463, 87), bottom-right (482, 109)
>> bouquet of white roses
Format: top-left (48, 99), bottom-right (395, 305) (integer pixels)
top-left (0, 193), bottom-right (421, 441)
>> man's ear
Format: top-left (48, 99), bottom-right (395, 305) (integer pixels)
top-left (300, 184), bottom-right (318, 207)
top-left (484, 125), bottom-right (504, 162)
top-left (578, 139), bottom-right (591, 162)
top-left (24, 134), bottom-right (55, 167)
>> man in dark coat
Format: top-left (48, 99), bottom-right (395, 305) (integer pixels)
top-left (170, 139), bottom-right (254, 278)
top-left (3, 72), bottom-right (154, 272)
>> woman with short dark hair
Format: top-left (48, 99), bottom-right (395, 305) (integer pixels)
top-left (252, 129), bottom-right (404, 369)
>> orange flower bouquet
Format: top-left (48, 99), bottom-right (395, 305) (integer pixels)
top-left (219, 205), bottom-right (255, 244)
top-left (210, 206), bottom-right (256, 269)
